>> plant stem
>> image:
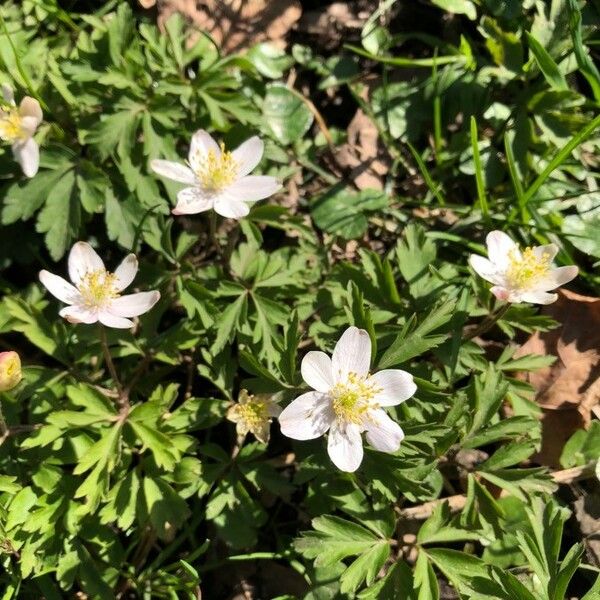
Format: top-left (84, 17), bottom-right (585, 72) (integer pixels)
top-left (465, 303), bottom-right (510, 340)
top-left (99, 325), bottom-right (129, 413)
top-left (209, 211), bottom-right (218, 251)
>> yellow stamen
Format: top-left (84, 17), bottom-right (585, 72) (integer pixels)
top-left (78, 269), bottom-right (118, 308)
top-left (0, 110), bottom-right (27, 143)
top-left (193, 142), bottom-right (238, 193)
top-left (330, 372), bottom-right (381, 424)
top-left (506, 247), bottom-right (551, 289)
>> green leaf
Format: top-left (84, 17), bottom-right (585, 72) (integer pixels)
top-left (566, 0), bottom-right (600, 102)
top-left (247, 43), bottom-right (294, 78)
top-left (378, 300), bottom-right (455, 369)
top-left (263, 83), bottom-right (314, 145)
top-left (128, 420), bottom-right (180, 471)
top-left (340, 541), bottom-right (390, 595)
top-left (2, 165), bottom-right (71, 225)
top-left (525, 31), bottom-right (568, 91)
top-left (431, 0), bottom-right (477, 20)
top-left (35, 168), bottom-right (80, 260)
top-left (311, 187), bottom-right (388, 239)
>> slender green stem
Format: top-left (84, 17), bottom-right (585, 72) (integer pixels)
top-left (465, 303), bottom-right (510, 340)
top-left (99, 325), bottom-right (129, 412)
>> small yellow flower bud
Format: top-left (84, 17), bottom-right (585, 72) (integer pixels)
top-left (0, 352), bottom-right (22, 392)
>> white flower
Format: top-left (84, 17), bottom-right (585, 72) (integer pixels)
top-left (150, 129), bottom-right (281, 219)
top-left (39, 242), bottom-right (160, 329)
top-left (469, 231), bottom-right (578, 305)
top-left (226, 389), bottom-right (282, 444)
top-left (0, 84), bottom-right (42, 177)
top-left (278, 326), bottom-right (417, 472)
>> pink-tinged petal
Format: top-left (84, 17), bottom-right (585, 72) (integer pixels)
top-left (108, 291), bottom-right (160, 317)
top-left (371, 369), bottom-right (416, 406)
top-left (59, 305), bottom-right (98, 324)
top-left (19, 97), bottom-right (42, 126)
top-left (39, 270), bottom-right (81, 304)
top-left (486, 230), bottom-right (518, 269)
top-left (213, 197), bottom-right (250, 219)
top-left (12, 138), bottom-right (39, 178)
top-left (278, 391), bottom-right (333, 440)
top-left (226, 176), bottom-right (281, 202)
top-left (2, 84), bottom-right (14, 104)
top-left (98, 312), bottom-right (134, 329)
top-left (532, 244), bottom-right (558, 262)
top-left (113, 254), bottom-right (138, 291)
top-left (327, 422), bottom-right (364, 472)
top-left (68, 242), bottom-right (104, 286)
top-left (232, 136), bottom-right (264, 177)
top-left (365, 409), bottom-right (404, 453)
top-left (518, 291), bottom-right (558, 305)
top-left (331, 326), bottom-right (371, 383)
top-left (150, 159), bottom-right (196, 185)
top-left (301, 351), bottom-right (334, 393)
top-left (172, 187), bottom-right (213, 215)
top-left (188, 130), bottom-right (220, 170)
top-left (469, 255), bottom-right (504, 285)
top-left (490, 286), bottom-right (511, 301)
top-left (543, 265), bottom-right (578, 289)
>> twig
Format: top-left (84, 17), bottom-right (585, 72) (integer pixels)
top-left (398, 461), bottom-right (597, 521)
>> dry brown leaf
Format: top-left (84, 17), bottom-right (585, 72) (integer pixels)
top-left (153, 0), bottom-right (301, 53)
top-left (515, 289), bottom-right (600, 467)
top-left (333, 108), bottom-right (391, 191)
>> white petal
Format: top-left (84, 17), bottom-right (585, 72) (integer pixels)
top-left (232, 136), bottom-right (264, 177)
top-left (371, 369), bottom-right (416, 406)
top-left (59, 305), bottom-right (98, 324)
top-left (226, 176), bottom-right (281, 202)
top-left (12, 138), bottom-right (39, 177)
top-left (113, 254), bottom-right (138, 291)
top-left (68, 242), bottom-right (104, 286)
top-left (151, 159), bottom-right (196, 185)
top-left (19, 97), bottom-right (42, 127)
top-left (19, 116), bottom-right (39, 138)
top-left (213, 197), bottom-right (250, 219)
top-left (98, 312), bottom-right (134, 328)
top-left (518, 291), bottom-right (558, 305)
top-left (331, 326), bottom-right (371, 383)
top-left (172, 187), bottom-right (213, 215)
top-left (2, 84), bottom-right (14, 104)
top-left (188, 130), bottom-right (220, 170)
top-left (278, 391), bottom-right (333, 440)
top-left (486, 230), bottom-right (517, 269)
top-left (108, 291), bottom-right (160, 317)
top-left (469, 255), bottom-right (504, 285)
top-left (301, 351), bottom-right (334, 393)
top-left (39, 270), bottom-right (81, 304)
top-left (542, 265), bottom-right (578, 289)
top-left (532, 244), bottom-right (558, 262)
top-left (327, 423), bottom-right (364, 472)
top-left (365, 409), bottom-right (404, 453)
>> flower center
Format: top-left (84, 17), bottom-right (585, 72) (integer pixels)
top-left (330, 373), bottom-right (381, 424)
top-left (193, 142), bottom-right (239, 193)
top-left (506, 247), bottom-right (551, 289)
top-left (78, 269), bottom-right (118, 309)
top-left (237, 398), bottom-right (269, 428)
top-left (0, 110), bottom-right (26, 143)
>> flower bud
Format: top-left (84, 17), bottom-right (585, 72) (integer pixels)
top-left (0, 352), bottom-right (22, 392)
